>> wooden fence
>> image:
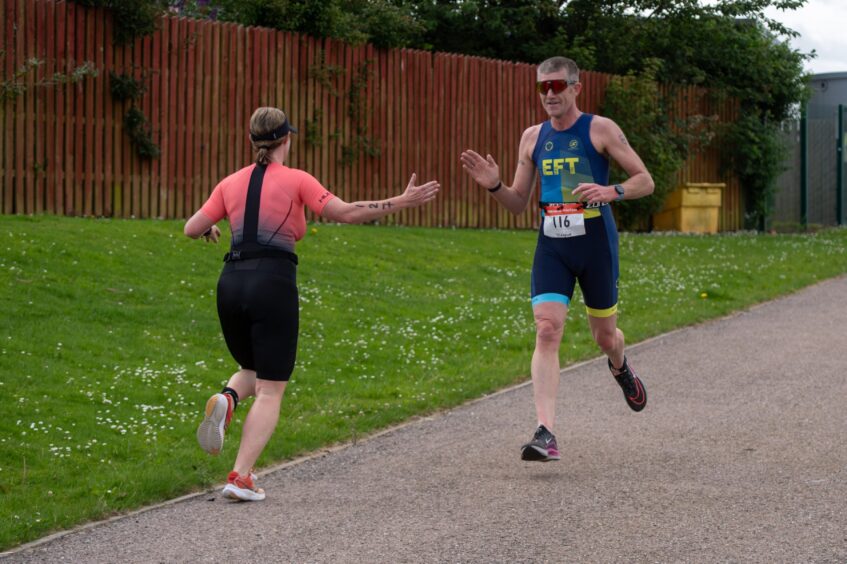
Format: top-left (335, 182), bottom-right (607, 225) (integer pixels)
top-left (1, 0), bottom-right (742, 230)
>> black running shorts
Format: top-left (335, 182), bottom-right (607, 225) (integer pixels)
top-left (216, 257), bottom-right (298, 381)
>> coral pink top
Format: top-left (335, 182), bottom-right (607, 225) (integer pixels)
top-left (201, 163), bottom-right (335, 252)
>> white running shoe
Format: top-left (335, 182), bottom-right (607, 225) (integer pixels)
top-left (196, 393), bottom-right (232, 455)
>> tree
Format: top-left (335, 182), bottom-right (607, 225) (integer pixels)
top-left (176, 0), bottom-right (425, 49)
top-left (555, 0), bottom-right (811, 229)
top-left (92, 0), bottom-right (813, 229)
top-left (410, 0), bottom-right (571, 62)
top-left (71, 0), bottom-right (168, 45)
top-left (413, 0), bottom-right (811, 229)
top-left (602, 60), bottom-right (691, 231)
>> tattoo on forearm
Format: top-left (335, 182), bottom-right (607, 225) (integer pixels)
top-left (355, 201), bottom-right (393, 210)
top-left (619, 133), bottom-right (629, 146)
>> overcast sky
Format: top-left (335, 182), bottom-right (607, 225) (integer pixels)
top-left (764, 0), bottom-right (847, 75)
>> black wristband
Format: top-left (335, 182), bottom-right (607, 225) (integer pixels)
top-left (487, 181), bottom-right (502, 193)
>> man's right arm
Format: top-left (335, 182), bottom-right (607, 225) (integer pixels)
top-left (490, 126), bottom-right (539, 215)
top-left (459, 125), bottom-right (539, 216)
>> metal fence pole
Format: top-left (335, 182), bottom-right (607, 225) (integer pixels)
top-left (838, 104), bottom-right (844, 226)
top-left (800, 105), bottom-right (808, 228)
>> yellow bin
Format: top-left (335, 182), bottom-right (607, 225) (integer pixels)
top-left (653, 183), bottom-right (724, 233)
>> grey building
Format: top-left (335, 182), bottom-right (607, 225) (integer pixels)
top-left (809, 72), bottom-right (847, 112)
top-left (773, 72), bottom-right (846, 228)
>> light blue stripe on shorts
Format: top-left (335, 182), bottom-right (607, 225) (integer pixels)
top-left (531, 293), bottom-right (570, 307)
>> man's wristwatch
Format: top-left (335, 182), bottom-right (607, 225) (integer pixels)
top-left (613, 184), bottom-right (625, 201)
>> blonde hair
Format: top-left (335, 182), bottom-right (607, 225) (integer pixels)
top-left (249, 107), bottom-right (288, 165)
top-left (538, 57), bottom-right (580, 83)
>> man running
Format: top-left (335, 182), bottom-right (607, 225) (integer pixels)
top-left (460, 56), bottom-right (653, 462)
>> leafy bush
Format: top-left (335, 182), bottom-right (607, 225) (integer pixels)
top-left (723, 110), bottom-right (787, 230)
top-left (1, 53), bottom-right (98, 102)
top-left (70, 0), bottom-right (166, 45)
top-left (602, 60), bottom-right (689, 231)
top-left (109, 71), bottom-right (147, 102)
top-left (123, 106), bottom-right (160, 159)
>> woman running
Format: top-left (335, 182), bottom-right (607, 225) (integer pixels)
top-left (184, 107), bottom-right (439, 501)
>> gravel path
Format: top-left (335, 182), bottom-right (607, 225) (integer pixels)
top-left (4, 276), bottom-right (847, 563)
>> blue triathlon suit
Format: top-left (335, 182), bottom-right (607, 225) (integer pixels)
top-left (530, 113), bottom-right (619, 318)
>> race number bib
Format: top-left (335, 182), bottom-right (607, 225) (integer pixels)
top-left (542, 203), bottom-right (585, 238)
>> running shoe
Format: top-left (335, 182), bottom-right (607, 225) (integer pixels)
top-left (520, 424), bottom-right (561, 462)
top-left (196, 393), bottom-right (233, 455)
top-left (222, 471), bottom-right (266, 501)
top-left (609, 356), bottom-right (647, 412)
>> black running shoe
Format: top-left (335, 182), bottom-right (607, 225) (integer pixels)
top-left (520, 424), bottom-right (561, 462)
top-left (609, 356), bottom-right (647, 412)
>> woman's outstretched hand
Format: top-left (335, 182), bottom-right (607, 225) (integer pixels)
top-left (400, 173), bottom-right (440, 207)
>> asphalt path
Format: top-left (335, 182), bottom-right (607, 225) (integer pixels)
top-left (4, 276), bottom-right (847, 563)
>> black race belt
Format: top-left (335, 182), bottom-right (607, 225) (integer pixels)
top-left (223, 249), bottom-right (298, 264)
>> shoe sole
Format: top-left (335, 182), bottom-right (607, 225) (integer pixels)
top-left (625, 375), bottom-right (647, 412)
top-left (521, 445), bottom-right (561, 462)
top-left (222, 483), bottom-right (266, 501)
top-left (196, 394), bottom-right (227, 455)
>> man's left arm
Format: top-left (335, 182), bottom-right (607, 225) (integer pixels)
top-left (602, 117), bottom-right (654, 200)
top-left (573, 117), bottom-right (655, 205)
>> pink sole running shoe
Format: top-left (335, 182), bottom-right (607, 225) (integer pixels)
top-left (520, 424), bottom-right (561, 462)
top-left (609, 357), bottom-right (647, 412)
top-left (196, 393), bottom-right (233, 455)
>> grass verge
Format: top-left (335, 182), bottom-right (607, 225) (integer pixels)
top-left (1, 216), bottom-right (845, 549)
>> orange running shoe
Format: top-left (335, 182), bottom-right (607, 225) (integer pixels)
top-left (222, 471), bottom-right (266, 501)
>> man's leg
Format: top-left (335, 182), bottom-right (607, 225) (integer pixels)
top-left (520, 301), bottom-right (568, 462)
top-left (531, 301), bottom-right (568, 431)
top-left (588, 314), bottom-right (646, 412)
top-left (588, 314), bottom-right (624, 370)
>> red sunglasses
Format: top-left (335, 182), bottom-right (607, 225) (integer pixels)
top-left (536, 79), bottom-right (577, 94)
